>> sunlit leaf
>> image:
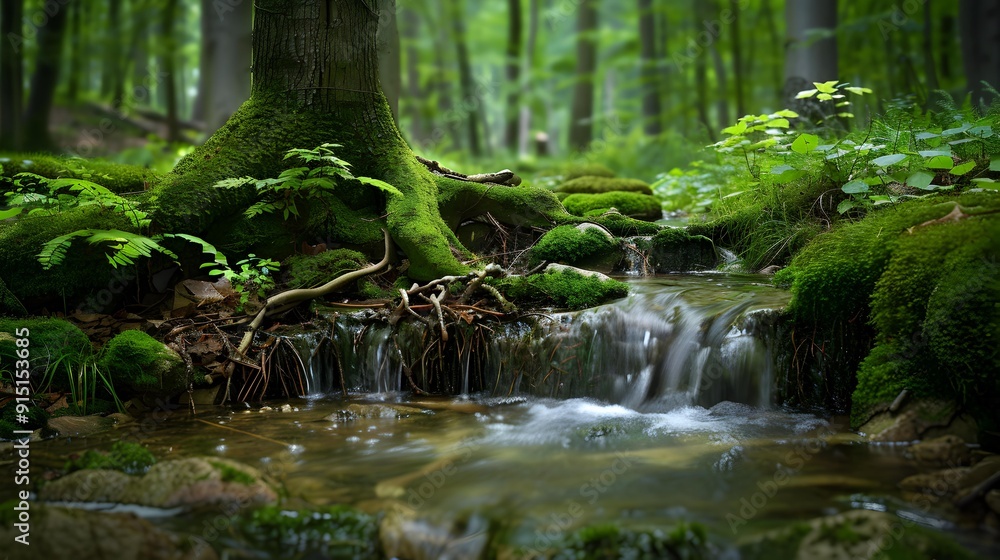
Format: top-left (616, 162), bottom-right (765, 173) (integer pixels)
top-left (842, 180), bottom-right (869, 194)
top-left (872, 154), bottom-right (908, 168)
top-left (950, 161), bottom-right (976, 176)
top-left (791, 133), bottom-right (819, 154)
top-left (924, 155), bottom-right (954, 170)
top-left (906, 171), bottom-right (935, 190)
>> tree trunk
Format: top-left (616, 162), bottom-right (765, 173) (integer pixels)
top-left (102, 0), bottom-right (123, 100)
top-left (161, 0), bottom-right (181, 142)
top-left (23, 2), bottom-right (69, 151)
top-left (504, 0), bottom-right (523, 152)
top-left (922, 0), bottom-right (940, 105)
top-left (569, 0), bottom-right (598, 151)
top-left (959, 0), bottom-right (1000, 108)
top-left (377, 0), bottom-right (401, 122)
top-left (401, 6), bottom-right (425, 141)
top-left (692, 0), bottom-right (713, 140)
top-left (132, 0), bottom-right (150, 107)
top-left (66, 0), bottom-right (83, 104)
top-left (449, 0), bottom-right (482, 156)
top-left (518, 0), bottom-right (540, 156)
top-left (729, 0), bottom-right (745, 117)
top-left (150, 0), bottom-right (569, 282)
top-left (783, 0), bottom-right (838, 103)
top-left (638, 0), bottom-right (661, 136)
top-left (195, 0), bottom-right (253, 133)
top-left (0, 0), bottom-right (24, 151)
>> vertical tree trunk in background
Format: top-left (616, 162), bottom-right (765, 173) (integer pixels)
top-left (504, 0), bottom-right (522, 152)
top-left (23, 3), bottom-right (69, 151)
top-left (430, 0), bottom-right (460, 150)
top-left (377, 0), bottom-right (400, 121)
top-left (959, 0), bottom-right (1000, 108)
top-left (638, 0), bottom-right (661, 136)
top-left (132, 0), bottom-right (150, 107)
top-left (922, 0), bottom-right (940, 104)
top-left (162, 0), bottom-right (181, 142)
top-left (449, 0), bottom-right (482, 156)
top-left (402, 6), bottom-right (425, 141)
top-left (729, 0), bottom-right (745, 117)
top-left (761, 0), bottom-right (782, 101)
top-left (710, 38), bottom-right (730, 130)
top-left (102, 0), bottom-right (122, 100)
top-left (692, 0), bottom-right (713, 140)
top-left (783, 0), bottom-right (838, 103)
top-left (0, 0), bottom-right (24, 150)
top-left (939, 12), bottom-right (955, 83)
top-left (569, 0), bottom-right (598, 151)
top-left (518, 0), bottom-right (540, 156)
top-left (195, 0), bottom-right (252, 133)
top-left (67, 1), bottom-right (83, 104)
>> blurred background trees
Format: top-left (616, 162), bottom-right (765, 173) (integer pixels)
top-left (0, 0), bottom-right (992, 175)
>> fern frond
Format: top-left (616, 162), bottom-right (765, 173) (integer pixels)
top-left (38, 229), bottom-right (178, 270)
top-left (160, 233), bottom-right (230, 269)
top-left (213, 176), bottom-right (257, 189)
top-left (358, 176), bottom-right (403, 198)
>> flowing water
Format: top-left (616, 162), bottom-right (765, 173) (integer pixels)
top-left (16, 274), bottom-right (999, 557)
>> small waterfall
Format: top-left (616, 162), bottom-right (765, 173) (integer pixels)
top-left (281, 277), bottom-right (789, 410)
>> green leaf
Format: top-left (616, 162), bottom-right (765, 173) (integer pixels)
top-left (918, 149), bottom-right (952, 158)
top-left (358, 176), bottom-right (404, 197)
top-left (768, 118), bottom-right (790, 129)
top-left (968, 125), bottom-right (993, 138)
top-left (906, 171), bottom-right (935, 190)
top-left (817, 93), bottom-right (833, 101)
top-left (843, 86), bottom-right (873, 95)
top-left (0, 207), bottom-right (22, 220)
top-left (773, 109), bottom-right (799, 118)
top-left (795, 89), bottom-right (818, 99)
top-left (791, 133), bottom-right (819, 154)
top-left (841, 180), bottom-right (869, 194)
top-left (872, 154), bottom-right (908, 168)
top-left (837, 200), bottom-right (856, 214)
top-left (990, 158), bottom-right (1000, 172)
top-left (924, 155), bottom-right (954, 170)
top-left (722, 121), bottom-right (748, 135)
top-left (814, 80), bottom-right (839, 93)
top-left (942, 123), bottom-right (971, 136)
top-left (950, 161), bottom-right (976, 176)
top-left (914, 131), bottom-right (940, 141)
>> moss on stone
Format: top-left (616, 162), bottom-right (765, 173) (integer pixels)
top-left (529, 225), bottom-right (619, 268)
top-left (66, 441), bottom-right (157, 475)
top-left (563, 192), bottom-right (663, 221)
top-left (208, 460), bottom-right (256, 485)
top-left (237, 504), bottom-right (381, 559)
top-left (0, 318), bottom-right (92, 389)
top-left (284, 249), bottom-right (368, 288)
top-left (564, 163), bottom-right (616, 181)
top-left (647, 227), bottom-right (718, 272)
top-left (556, 176), bottom-right (653, 195)
top-left (0, 153), bottom-right (159, 194)
top-left (98, 330), bottom-right (187, 396)
top-left (548, 522), bottom-right (710, 560)
top-left (489, 269), bottom-right (629, 310)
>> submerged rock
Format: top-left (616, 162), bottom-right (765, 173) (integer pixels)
top-left (380, 505), bottom-right (490, 560)
top-left (906, 435), bottom-right (971, 468)
top-left (858, 399), bottom-right (977, 443)
top-left (0, 504), bottom-right (216, 560)
top-left (40, 457), bottom-right (278, 508)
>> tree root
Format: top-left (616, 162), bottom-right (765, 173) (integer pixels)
top-left (416, 154), bottom-right (522, 186)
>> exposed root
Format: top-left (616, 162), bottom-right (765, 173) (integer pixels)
top-left (416, 154), bottom-right (522, 186)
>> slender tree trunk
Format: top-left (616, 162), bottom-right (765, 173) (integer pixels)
top-left (132, 0), bottom-right (150, 107)
top-left (102, 0), bottom-right (122, 99)
top-left (959, 0), bottom-right (1000, 108)
top-left (922, 0), bottom-right (941, 105)
top-left (23, 3), bottom-right (69, 151)
top-left (638, 0), bottom-right (661, 136)
top-left (0, 0), bottom-right (24, 150)
top-left (505, 0), bottom-right (523, 152)
top-left (783, 0), bottom-right (838, 104)
top-left (518, 0), bottom-right (540, 156)
top-left (162, 0), bottom-right (181, 142)
top-left (692, 0), bottom-right (712, 140)
top-left (195, 0), bottom-right (253, 132)
top-left (449, 0), bottom-right (481, 156)
top-left (729, 0), bottom-right (745, 117)
top-left (761, 0), bottom-right (782, 101)
top-left (377, 0), bottom-right (400, 121)
top-left (66, 0), bottom-right (83, 104)
top-left (402, 6), bottom-right (425, 141)
top-left (569, 0), bottom-right (598, 151)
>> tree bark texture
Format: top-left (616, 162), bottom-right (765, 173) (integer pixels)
top-left (569, 0), bottom-right (598, 151)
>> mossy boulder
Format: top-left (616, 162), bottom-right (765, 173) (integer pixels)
top-left (543, 523), bottom-right (710, 560)
top-left (98, 330), bottom-right (187, 396)
top-left (0, 153), bottom-right (159, 194)
top-left (489, 269), bottom-right (629, 310)
top-left (66, 441), bottom-right (157, 475)
top-left (530, 225), bottom-right (621, 270)
top-left (236, 505), bottom-right (381, 559)
top-left (284, 248), bottom-right (372, 291)
top-left (645, 227), bottom-right (719, 272)
top-left (39, 456), bottom-right (278, 508)
top-left (563, 163), bottom-right (616, 181)
top-left (0, 318), bottom-right (92, 387)
top-left (556, 176), bottom-right (652, 195)
top-left (563, 192), bottom-right (663, 222)
top-left (738, 510), bottom-right (977, 560)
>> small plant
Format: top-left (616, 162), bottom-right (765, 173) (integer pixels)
top-left (208, 253), bottom-right (280, 312)
top-left (214, 143), bottom-right (403, 220)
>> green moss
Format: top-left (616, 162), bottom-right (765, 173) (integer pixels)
top-left (563, 192), bottom-right (663, 221)
top-left (0, 153), bottom-right (159, 194)
top-left (0, 206), bottom-right (136, 302)
top-left (208, 460), bottom-right (256, 485)
top-left (530, 225), bottom-right (619, 267)
top-left (564, 164), bottom-right (616, 181)
top-left (647, 227), bottom-right (718, 272)
top-left (0, 400), bottom-right (48, 440)
top-left (284, 249), bottom-right (368, 289)
top-left (66, 441), bottom-right (157, 475)
top-left (98, 330), bottom-right (186, 395)
top-left (556, 177), bottom-right (653, 196)
top-left (0, 318), bottom-right (92, 390)
top-left (0, 276), bottom-right (27, 316)
top-left (549, 522), bottom-right (710, 560)
top-left (238, 505), bottom-right (381, 559)
top-left (490, 270), bottom-right (629, 310)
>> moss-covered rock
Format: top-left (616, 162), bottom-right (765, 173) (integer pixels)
top-left (39, 456), bottom-right (278, 508)
top-left (556, 177), bottom-right (652, 196)
top-left (646, 227), bottom-right (718, 272)
top-left (236, 505), bottom-right (381, 559)
top-left (66, 441), bottom-right (157, 475)
top-left (563, 192), bottom-right (663, 221)
top-left (0, 318), bottom-right (92, 388)
top-left (0, 399), bottom-right (48, 440)
top-left (738, 510), bottom-right (977, 560)
top-left (489, 269), bottom-right (629, 310)
top-left (98, 330), bottom-right (187, 396)
top-left (530, 225), bottom-right (620, 269)
top-left (284, 249), bottom-right (368, 289)
top-left (546, 523), bottom-right (710, 560)
top-left (563, 163), bottom-right (616, 181)
top-left (0, 153), bottom-right (159, 194)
